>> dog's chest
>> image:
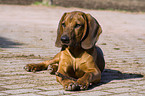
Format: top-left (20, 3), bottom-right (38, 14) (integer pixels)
top-left (62, 48), bottom-right (92, 71)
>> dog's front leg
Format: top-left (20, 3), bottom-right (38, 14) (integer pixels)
top-left (56, 61), bottom-right (80, 91)
top-left (77, 67), bottom-right (101, 90)
top-left (24, 53), bottom-right (60, 72)
top-left (24, 58), bottom-right (59, 72)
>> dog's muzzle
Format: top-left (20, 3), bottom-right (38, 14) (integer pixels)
top-left (61, 35), bottom-right (70, 44)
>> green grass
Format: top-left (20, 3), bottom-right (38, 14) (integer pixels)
top-left (33, 1), bottom-right (42, 5)
top-left (33, 1), bottom-right (57, 7)
top-left (33, 1), bottom-right (49, 6)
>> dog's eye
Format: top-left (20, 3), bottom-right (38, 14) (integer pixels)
top-left (75, 24), bottom-right (82, 28)
top-left (62, 23), bottom-right (65, 27)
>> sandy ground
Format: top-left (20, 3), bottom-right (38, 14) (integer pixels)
top-left (0, 5), bottom-right (145, 95)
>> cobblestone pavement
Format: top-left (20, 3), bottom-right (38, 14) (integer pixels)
top-left (0, 5), bottom-right (145, 96)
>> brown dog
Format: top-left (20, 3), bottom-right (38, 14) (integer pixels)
top-left (24, 11), bottom-right (105, 91)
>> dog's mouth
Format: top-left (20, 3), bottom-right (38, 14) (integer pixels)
top-left (61, 41), bottom-right (71, 46)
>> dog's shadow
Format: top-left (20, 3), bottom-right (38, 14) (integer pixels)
top-left (89, 69), bottom-right (144, 89)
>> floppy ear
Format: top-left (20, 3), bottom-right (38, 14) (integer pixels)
top-left (81, 14), bottom-right (102, 49)
top-left (55, 13), bottom-right (67, 47)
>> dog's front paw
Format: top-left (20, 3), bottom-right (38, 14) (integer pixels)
top-left (24, 63), bottom-right (46, 72)
top-left (64, 82), bottom-right (80, 91)
top-left (77, 79), bottom-right (89, 90)
top-left (47, 64), bottom-right (58, 74)
top-left (24, 64), bottom-right (37, 72)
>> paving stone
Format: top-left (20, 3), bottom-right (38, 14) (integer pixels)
top-left (72, 91), bottom-right (112, 96)
top-left (35, 85), bottom-right (63, 91)
top-left (134, 85), bottom-right (145, 90)
top-left (38, 90), bottom-right (66, 95)
top-left (100, 82), bottom-right (133, 88)
top-left (105, 88), bottom-right (139, 93)
top-left (136, 81), bottom-right (145, 85)
top-left (10, 93), bottom-right (42, 96)
top-left (0, 92), bottom-right (8, 96)
top-left (2, 84), bottom-right (36, 89)
top-left (111, 93), bottom-right (144, 96)
top-left (139, 91), bottom-right (145, 94)
top-left (1, 89), bottom-right (40, 95)
top-left (1, 75), bottom-right (32, 80)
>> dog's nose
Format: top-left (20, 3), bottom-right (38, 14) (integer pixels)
top-left (61, 35), bottom-right (70, 43)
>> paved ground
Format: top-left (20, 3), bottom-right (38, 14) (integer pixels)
top-left (0, 5), bottom-right (145, 96)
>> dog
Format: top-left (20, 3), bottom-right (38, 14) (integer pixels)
top-left (24, 11), bottom-right (105, 91)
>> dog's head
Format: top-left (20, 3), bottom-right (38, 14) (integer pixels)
top-left (55, 11), bottom-right (102, 49)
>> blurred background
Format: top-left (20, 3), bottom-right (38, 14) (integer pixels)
top-left (0, 0), bottom-right (145, 12)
